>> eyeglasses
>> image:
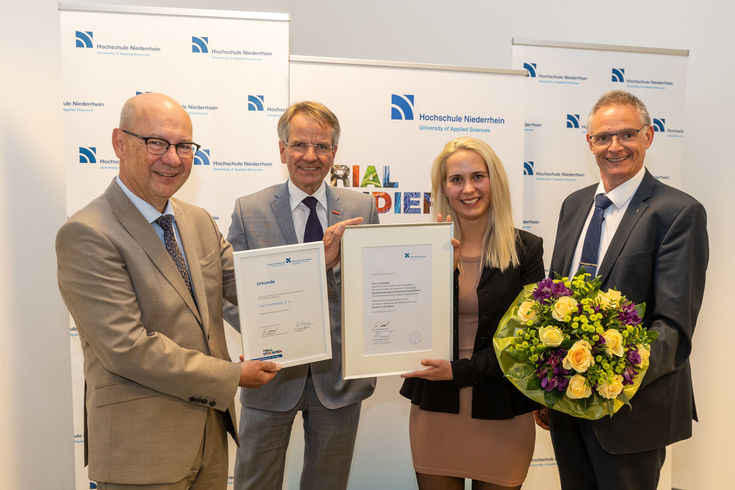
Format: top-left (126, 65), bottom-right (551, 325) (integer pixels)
top-left (122, 129), bottom-right (201, 157)
top-left (588, 125), bottom-right (647, 147)
top-left (282, 142), bottom-right (334, 156)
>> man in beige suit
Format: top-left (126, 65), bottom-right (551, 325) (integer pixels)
top-left (56, 93), bottom-right (281, 489)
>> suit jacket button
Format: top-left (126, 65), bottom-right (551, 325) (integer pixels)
top-left (189, 396), bottom-right (196, 402)
top-left (209, 401), bottom-right (216, 407)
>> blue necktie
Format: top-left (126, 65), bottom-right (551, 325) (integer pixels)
top-left (155, 214), bottom-right (193, 297)
top-left (578, 194), bottom-right (613, 277)
top-left (302, 196), bottom-right (324, 242)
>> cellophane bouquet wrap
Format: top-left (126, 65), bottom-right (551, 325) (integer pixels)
top-left (493, 272), bottom-right (657, 419)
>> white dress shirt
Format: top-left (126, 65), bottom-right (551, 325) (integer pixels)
top-left (287, 179), bottom-right (328, 243)
top-left (567, 166), bottom-right (646, 278)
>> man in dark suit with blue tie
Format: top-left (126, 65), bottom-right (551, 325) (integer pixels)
top-left (537, 90), bottom-right (709, 489)
top-left (224, 101), bottom-right (379, 489)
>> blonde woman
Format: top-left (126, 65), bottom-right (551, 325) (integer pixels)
top-left (401, 137), bottom-right (544, 490)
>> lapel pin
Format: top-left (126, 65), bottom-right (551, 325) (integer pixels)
top-left (331, 210), bottom-right (341, 216)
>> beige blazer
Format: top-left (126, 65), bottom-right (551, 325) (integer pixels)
top-left (57, 180), bottom-right (241, 484)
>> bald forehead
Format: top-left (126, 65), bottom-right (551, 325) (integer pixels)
top-left (119, 93), bottom-right (191, 133)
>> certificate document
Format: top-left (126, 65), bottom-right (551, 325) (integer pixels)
top-left (341, 223), bottom-right (454, 379)
top-left (363, 245), bottom-right (432, 355)
top-left (233, 242), bottom-right (332, 368)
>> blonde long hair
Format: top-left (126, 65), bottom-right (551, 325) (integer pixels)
top-left (431, 137), bottom-right (519, 271)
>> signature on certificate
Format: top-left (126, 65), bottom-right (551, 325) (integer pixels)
top-left (261, 325), bottom-right (279, 337)
top-left (372, 320), bottom-right (393, 342)
top-left (295, 320), bottom-right (314, 332)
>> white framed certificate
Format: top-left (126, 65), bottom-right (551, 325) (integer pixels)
top-left (233, 242), bottom-right (332, 368)
top-left (341, 222), bottom-right (454, 378)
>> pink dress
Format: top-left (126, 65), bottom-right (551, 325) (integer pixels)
top-left (409, 256), bottom-right (535, 485)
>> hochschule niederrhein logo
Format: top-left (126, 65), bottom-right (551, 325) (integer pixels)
top-left (75, 31), bottom-right (93, 49)
top-left (523, 62), bottom-right (537, 78)
top-left (612, 68), bottom-right (625, 83)
top-left (194, 149), bottom-right (210, 166)
top-left (248, 95), bottom-right (265, 111)
top-left (391, 94), bottom-right (414, 120)
top-left (79, 147), bottom-right (97, 164)
top-left (653, 118), bottom-right (665, 132)
top-left (566, 114), bottom-right (580, 129)
top-left (524, 161), bottom-right (534, 176)
top-left (191, 36), bottom-right (209, 53)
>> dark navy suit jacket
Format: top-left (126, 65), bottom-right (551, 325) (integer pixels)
top-left (549, 169), bottom-right (708, 453)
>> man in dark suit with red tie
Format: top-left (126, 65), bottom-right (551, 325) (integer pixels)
top-left (537, 90), bottom-right (708, 490)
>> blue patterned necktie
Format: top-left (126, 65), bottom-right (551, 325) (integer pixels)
top-left (155, 214), bottom-right (193, 296)
top-left (302, 196), bottom-right (324, 242)
top-left (578, 194), bottom-right (613, 277)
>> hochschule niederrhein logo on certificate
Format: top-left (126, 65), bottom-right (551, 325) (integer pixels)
top-left (391, 94), bottom-right (415, 120)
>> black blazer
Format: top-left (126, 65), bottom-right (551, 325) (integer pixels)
top-left (400, 229), bottom-right (544, 419)
top-left (549, 170), bottom-right (708, 453)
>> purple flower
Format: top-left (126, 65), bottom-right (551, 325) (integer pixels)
top-left (540, 373), bottom-right (570, 392)
top-left (533, 278), bottom-right (556, 302)
top-left (627, 348), bottom-right (641, 366)
top-left (618, 301), bottom-right (642, 325)
top-left (541, 376), bottom-right (557, 391)
top-left (622, 367), bottom-right (637, 385)
top-left (537, 350), bottom-right (571, 392)
top-left (552, 281), bottom-right (573, 298)
top-left (533, 278), bottom-right (573, 302)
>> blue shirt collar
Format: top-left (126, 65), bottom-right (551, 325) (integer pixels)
top-left (115, 176), bottom-right (174, 222)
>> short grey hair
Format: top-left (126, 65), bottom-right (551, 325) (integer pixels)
top-left (277, 101), bottom-right (341, 146)
top-left (588, 90), bottom-right (651, 129)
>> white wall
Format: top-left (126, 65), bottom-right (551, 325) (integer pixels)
top-left (2, 1), bottom-right (731, 488)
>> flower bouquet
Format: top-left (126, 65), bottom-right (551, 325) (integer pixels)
top-left (493, 271), bottom-right (658, 419)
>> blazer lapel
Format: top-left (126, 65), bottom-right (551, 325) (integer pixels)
top-left (326, 185), bottom-right (344, 226)
top-left (476, 264), bottom-right (498, 290)
top-left (105, 182), bottom-right (203, 326)
top-left (271, 182), bottom-right (298, 244)
top-left (597, 170), bottom-right (655, 284)
top-left (172, 199), bottom-right (208, 333)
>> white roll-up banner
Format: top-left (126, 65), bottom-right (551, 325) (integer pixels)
top-left (60, 4), bottom-right (289, 487)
